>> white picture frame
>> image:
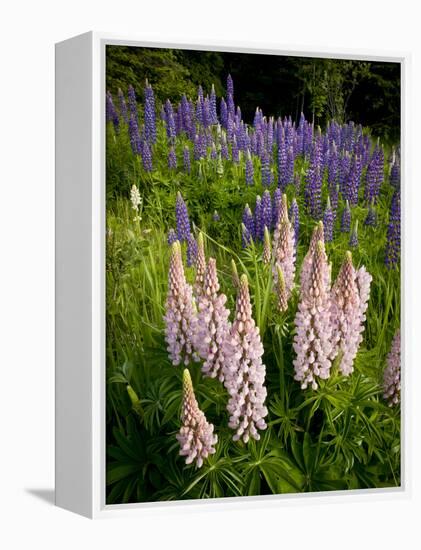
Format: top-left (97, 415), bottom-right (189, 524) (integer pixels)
top-left (55, 31), bottom-right (409, 518)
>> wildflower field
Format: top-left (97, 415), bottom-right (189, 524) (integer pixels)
top-left (105, 48), bottom-right (401, 504)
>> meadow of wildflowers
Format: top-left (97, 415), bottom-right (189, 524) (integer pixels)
top-left (105, 60), bottom-right (401, 504)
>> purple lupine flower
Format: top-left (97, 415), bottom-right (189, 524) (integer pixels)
top-left (330, 251), bottom-right (372, 375)
top-left (364, 201), bottom-right (377, 227)
top-left (164, 241), bottom-right (198, 365)
top-left (141, 140), bottom-right (153, 172)
top-left (273, 218), bottom-right (296, 299)
top-left (277, 138), bottom-right (288, 190)
top-left (254, 195), bottom-right (264, 242)
top-left (106, 92), bottom-right (119, 132)
top-left (128, 113), bottom-right (141, 155)
top-left (245, 150), bottom-right (254, 185)
top-left (175, 192), bottom-right (191, 242)
top-left (261, 151), bottom-right (272, 186)
top-left (347, 155), bottom-right (363, 206)
top-left (272, 187), bottom-right (282, 227)
top-left (383, 330), bottom-right (401, 406)
top-left (209, 84), bottom-right (218, 125)
top-left (276, 264), bottom-right (288, 312)
top-left (340, 200), bottom-right (351, 233)
top-left (323, 196), bottom-right (334, 242)
top-left (127, 85), bottom-right (137, 117)
top-left (143, 81), bottom-right (156, 145)
top-left (285, 146), bottom-right (294, 187)
top-left (241, 223), bottom-right (252, 249)
top-left (289, 197), bottom-right (299, 247)
top-left (220, 132), bottom-right (229, 160)
top-left (167, 228), bottom-right (177, 246)
top-left (339, 152), bottom-right (351, 198)
top-left (365, 143), bottom-right (384, 203)
top-left (212, 210), bottom-right (220, 222)
top-left (223, 274), bottom-right (268, 443)
top-left (168, 146), bottom-right (177, 170)
top-left (196, 258), bottom-right (231, 381)
top-left (186, 232), bottom-right (198, 267)
top-left (262, 190), bottom-right (272, 231)
top-left (390, 156), bottom-right (400, 189)
top-left (117, 88), bottom-right (128, 123)
top-left (293, 240), bottom-right (333, 390)
top-left (176, 368), bottom-right (217, 467)
top-left (385, 188), bottom-right (401, 268)
top-left (183, 146), bottom-right (191, 174)
top-left (328, 142), bottom-right (339, 193)
top-left (262, 226), bottom-right (271, 265)
top-left (349, 220), bottom-right (359, 248)
top-left (220, 98), bottom-right (228, 128)
top-left (305, 141), bottom-right (323, 219)
top-left (242, 204), bottom-right (255, 241)
top-left (164, 99), bottom-right (176, 141)
top-left (232, 136), bottom-right (240, 163)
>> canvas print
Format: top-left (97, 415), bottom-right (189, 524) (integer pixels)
top-left (105, 45), bottom-right (401, 504)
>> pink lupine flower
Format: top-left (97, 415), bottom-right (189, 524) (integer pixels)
top-left (356, 265), bottom-right (372, 323)
top-left (223, 274), bottom-right (268, 443)
top-left (262, 226), bottom-right (271, 265)
top-left (293, 240), bottom-right (334, 390)
top-left (164, 241), bottom-right (198, 366)
top-left (193, 232), bottom-right (206, 298)
top-left (176, 369), bottom-right (218, 468)
top-left (273, 218), bottom-right (296, 298)
top-left (196, 258), bottom-right (231, 382)
top-left (383, 330), bottom-right (401, 406)
top-left (273, 193), bottom-right (289, 252)
top-left (300, 221), bottom-right (326, 293)
top-left (276, 264), bottom-right (288, 313)
top-left (330, 251), bottom-right (371, 375)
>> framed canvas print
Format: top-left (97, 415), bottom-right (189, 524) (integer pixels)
top-left (55, 32), bottom-right (406, 518)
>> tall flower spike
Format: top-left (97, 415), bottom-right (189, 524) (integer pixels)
top-left (223, 275), bottom-right (268, 443)
top-left (300, 221), bottom-right (325, 293)
top-left (262, 226), bottom-right (271, 265)
top-left (330, 251), bottom-right (371, 375)
top-left (273, 193), bottom-right (289, 252)
top-left (176, 369), bottom-right (218, 468)
top-left (349, 220), bottom-right (359, 248)
top-left (164, 242), bottom-right (198, 366)
top-left (175, 192), bottom-right (191, 242)
top-left (340, 200), bottom-right (351, 233)
top-left (193, 232), bottom-right (206, 297)
top-left (196, 258), bottom-right (232, 382)
top-left (383, 330), bottom-right (401, 407)
top-left (273, 219), bottom-right (295, 298)
top-left (276, 264), bottom-right (288, 313)
top-left (293, 240), bottom-right (333, 390)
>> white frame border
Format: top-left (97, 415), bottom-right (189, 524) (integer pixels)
top-left (56, 31), bottom-right (410, 519)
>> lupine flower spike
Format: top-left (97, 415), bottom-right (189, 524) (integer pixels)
top-left (262, 226), bottom-right (271, 265)
top-left (193, 232), bottom-right (206, 297)
top-left (223, 274), bottom-right (268, 442)
top-left (383, 330), bottom-right (401, 406)
top-left (330, 251), bottom-right (372, 375)
top-left (176, 369), bottom-right (218, 468)
top-left (293, 240), bottom-right (333, 390)
top-left (130, 184), bottom-right (142, 221)
top-left (164, 241), bottom-right (198, 365)
top-left (349, 220), bottom-right (359, 248)
top-left (276, 264), bottom-right (288, 313)
top-left (196, 258), bottom-right (232, 381)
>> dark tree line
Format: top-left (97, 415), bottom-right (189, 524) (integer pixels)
top-left (106, 46), bottom-right (400, 143)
